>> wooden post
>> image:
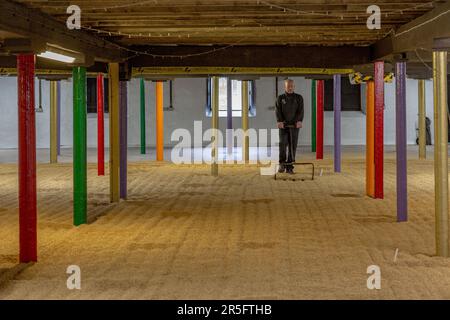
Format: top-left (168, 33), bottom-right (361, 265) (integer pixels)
top-left (395, 61), bottom-right (408, 222)
top-left (418, 80), bottom-right (427, 159)
top-left (73, 66), bottom-right (87, 225)
top-left (374, 61), bottom-right (385, 199)
top-left (366, 81), bottom-right (375, 198)
top-left (433, 51), bottom-right (449, 257)
top-left (242, 80), bottom-right (249, 164)
top-left (156, 81), bottom-right (164, 161)
top-left (50, 80), bottom-right (58, 164)
top-left (333, 75), bottom-right (341, 173)
top-left (97, 74), bottom-right (105, 176)
top-left (109, 63), bottom-right (120, 203)
top-left (17, 54), bottom-right (37, 262)
top-left (211, 76), bottom-right (219, 176)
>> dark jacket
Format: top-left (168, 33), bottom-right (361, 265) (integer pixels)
top-left (275, 92), bottom-right (304, 126)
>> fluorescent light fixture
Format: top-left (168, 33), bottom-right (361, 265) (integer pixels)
top-left (37, 51), bottom-right (75, 64)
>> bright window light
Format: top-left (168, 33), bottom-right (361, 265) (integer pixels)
top-left (218, 78), bottom-right (243, 117)
top-left (37, 51), bottom-right (75, 64)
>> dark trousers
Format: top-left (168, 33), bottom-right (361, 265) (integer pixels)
top-left (279, 128), bottom-right (299, 168)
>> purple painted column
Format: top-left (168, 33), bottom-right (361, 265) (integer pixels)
top-left (334, 74), bottom-right (342, 173)
top-left (227, 78), bottom-right (233, 155)
top-left (119, 81), bottom-right (128, 199)
top-left (57, 81), bottom-right (61, 155)
top-left (395, 61), bottom-right (407, 222)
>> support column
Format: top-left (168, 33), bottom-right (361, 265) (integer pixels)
top-left (316, 80), bottom-right (324, 160)
top-left (433, 51), bottom-right (449, 257)
top-left (366, 81), bottom-right (375, 198)
top-left (50, 80), bottom-right (58, 164)
top-left (395, 61), bottom-right (408, 222)
top-left (211, 76), bottom-right (219, 176)
top-left (227, 78), bottom-right (233, 155)
top-left (374, 61), bottom-right (385, 199)
top-left (109, 63), bottom-right (120, 203)
top-left (73, 66), bottom-right (87, 225)
top-left (242, 80), bottom-right (249, 164)
top-left (311, 79), bottom-right (317, 153)
top-left (97, 74), bottom-right (105, 176)
top-left (140, 78), bottom-right (146, 154)
top-left (120, 81), bottom-right (128, 200)
top-left (333, 75), bottom-right (341, 172)
top-left (17, 54), bottom-right (37, 262)
top-left (57, 81), bottom-right (61, 156)
top-left (156, 81), bottom-right (164, 161)
top-left (418, 80), bottom-right (427, 159)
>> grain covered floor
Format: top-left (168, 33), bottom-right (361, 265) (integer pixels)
top-left (1, 150), bottom-right (450, 299)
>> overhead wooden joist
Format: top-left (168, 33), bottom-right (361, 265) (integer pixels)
top-left (12, 0), bottom-right (441, 47)
top-left (372, 1), bottom-right (450, 60)
top-left (132, 66), bottom-right (354, 78)
top-left (129, 45), bottom-right (371, 69)
top-left (0, 0), bottom-right (128, 62)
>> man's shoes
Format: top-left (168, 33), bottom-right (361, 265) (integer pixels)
top-left (286, 167), bottom-right (295, 174)
top-left (278, 165), bottom-right (286, 173)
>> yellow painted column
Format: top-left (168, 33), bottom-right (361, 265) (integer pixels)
top-left (366, 81), bottom-right (375, 197)
top-left (109, 63), bottom-right (120, 203)
top-left (156, 81), bottom-right (164, 161)
top-left (50, 80), bottom-right (58, 164)
top-left (418, 80), bottom-right (426, 159)
top-left (211, 76), bottom-right (219, 176)
top-left (241, 81), bottom-right (249, 164)
top-left (433, 51), bottom-right (449, 257)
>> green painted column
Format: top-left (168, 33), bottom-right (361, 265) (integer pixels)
top-left (140, 78), bottom-right (146, 154)
top-left (311, 79), bottom-right (317, 152)
top-left (73, 67), bottom-right (87, 226)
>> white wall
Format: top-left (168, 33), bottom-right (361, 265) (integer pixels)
top-left (0, 75), bottom-right (435, 149)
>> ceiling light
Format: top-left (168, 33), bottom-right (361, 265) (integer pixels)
top-left (37, 51), bottom-right (76, 64)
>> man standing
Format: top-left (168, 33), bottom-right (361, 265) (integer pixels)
top-left (276, 79), bottom-right (304, 174)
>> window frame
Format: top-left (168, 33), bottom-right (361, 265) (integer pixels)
top-left (205, 77), bottom-right (256, 117)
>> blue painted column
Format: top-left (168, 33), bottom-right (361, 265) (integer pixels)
top-left (395, 61), bottom-right (408, 222)
top-left (333, 74), bottom-right (341, 173)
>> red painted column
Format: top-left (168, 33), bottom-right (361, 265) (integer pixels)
top-left (374, 61), bottom-right (385, 199)
top-left (316, 80), bottom-right (324, 160)
top-left (97, 74), bottom-right (105, 176)
top-left (17, 54), bottom-right (37, 262)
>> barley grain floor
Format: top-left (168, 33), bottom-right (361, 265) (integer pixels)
top-left (0, 150), bottom-right (449, 299)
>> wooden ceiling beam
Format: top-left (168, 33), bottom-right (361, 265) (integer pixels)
top-left (372, 1), bottom-right (450, 60)
top-left (129, 45), bottom-right (371, 69)
top-left (0, 0), bottom-right (128, 62)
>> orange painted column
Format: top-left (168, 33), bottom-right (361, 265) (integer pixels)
top-left (366, 81), bottom-right (375, 198)
top-left (156, 81), bottom-right (164, 161)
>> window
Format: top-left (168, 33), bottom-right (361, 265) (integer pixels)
top-left (205, 77), bottom-right (255, 117)
top-left (324, 77), bottom-right (361, 111)
top-left (87, 78), bottom-right (109, 113)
